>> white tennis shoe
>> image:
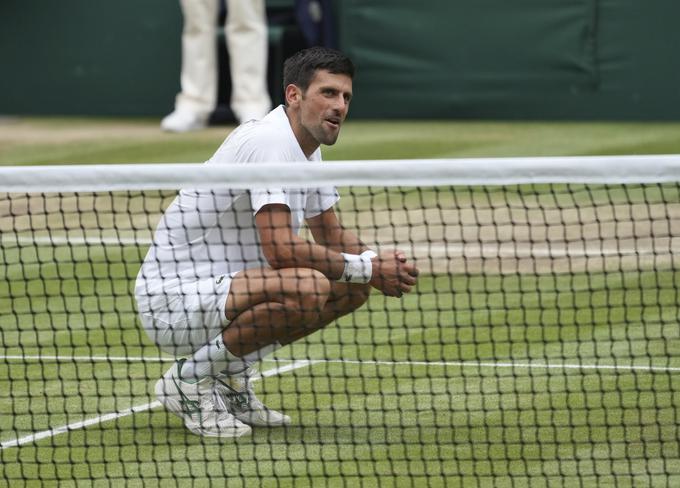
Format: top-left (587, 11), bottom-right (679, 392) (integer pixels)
top-left (215, 369), bottom-right (291, 427)
top-left (160, 109), bottom-right (208, 132)
top-left (155, 360), bottom-right (251, 438)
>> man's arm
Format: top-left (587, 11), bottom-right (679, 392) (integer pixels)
top-left (256, 204), bottom-right (347, 279)
top-left (306, 207), bottom-right (366, 254)
top-left (256, 205), bottom-right (418, 297)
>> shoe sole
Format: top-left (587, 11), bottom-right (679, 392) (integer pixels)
top-left (234, 412), bottom-right (291, 427)
top-left (186, 423), bottom-right (252, 438)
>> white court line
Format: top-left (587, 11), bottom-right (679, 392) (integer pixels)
top-left (2, 356), bottom-right (677, 449)
top-left (0, 355), bottom-right (172, 363)
top-left (1, 354), bottom-right (678, 374)
top-left (3, 235), bottom-right (677, 259)
top-left (326, 358), bottom-right (680, 374)
top-left (0, 359), bottom-right (315, 451)
top-left (0, 355), bottom-right (316, 364)
top-left (0, 401), bottom-right (161, 451)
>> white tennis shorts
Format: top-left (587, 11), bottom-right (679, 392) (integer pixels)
top-left (137, 273), bottom-right (236, 356)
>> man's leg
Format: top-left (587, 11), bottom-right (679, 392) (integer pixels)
top-left (225, 0), bottom-right (271, 123)
top-left (194, 266), bottom-right (331, 426)
top-left (223, 266), bottom-right (333, 355)
top-left (162, 0), bottom-right (218, 131)
top-left (279, 281), bottom-right (371, 345)
top-left (177, 267), bottom-right (365, 379)
top-left (210, 268), bottom-right (367, 424)
top-left (144, 276), bottom-right (253, 438)
top-left (176, 266), bottom-right (367, 428)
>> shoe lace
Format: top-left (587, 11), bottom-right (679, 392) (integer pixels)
top-left (210, 382), bottom-right (245, 424)
top-left (243, 383), bottom-right (265, 411)
top-left (213, 377), bottom-right (250, 413)
top-left (180, 379), bottom-right (221, 425)
top-left (211, 383), bottom-right (230, 413)
top-left (239, 368), bottom-right (267, 410)
top-left (213, 374), bottom-right (266, 414)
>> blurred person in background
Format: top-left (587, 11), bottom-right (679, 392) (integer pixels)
top-left (162, 0), bottom-right (271, 132)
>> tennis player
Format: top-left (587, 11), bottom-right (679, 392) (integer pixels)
top-left (135, 47), bottom-right (419, 437)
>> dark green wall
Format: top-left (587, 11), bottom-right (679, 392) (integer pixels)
top-left (337, 0), bottom-right (680, 120)
top-left (0, 0), bottom-right (182, 116)
top-left (2, 0), bottom-right (680, 119)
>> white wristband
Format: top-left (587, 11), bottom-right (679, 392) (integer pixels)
top-left (360, 249), bottom-right (377, 260)
top-left (339, 251), bottom-right (375, 284)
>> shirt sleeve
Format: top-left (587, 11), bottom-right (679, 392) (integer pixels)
top-left (243, 143), bottom-right (301, 215)
top-left (250, 187), bottom-right (296, 214)
top-left (304, 186), bottom-right (340, 218)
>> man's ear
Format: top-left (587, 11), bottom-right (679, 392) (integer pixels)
top-left (285, 84), bottom-right (302, 107)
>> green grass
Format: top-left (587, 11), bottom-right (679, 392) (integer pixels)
top-left (3, 117), bottom-right (680, 165)
top-left (1, 118), bottom-right (680, 487)
top-left (1, 242), bottom-right (679, 487)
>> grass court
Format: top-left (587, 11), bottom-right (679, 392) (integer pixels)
top-left (1, 117), bottom-right (679, 487)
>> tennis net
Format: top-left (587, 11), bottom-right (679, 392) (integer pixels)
top-left (1, 156), bottom-right (679, 487)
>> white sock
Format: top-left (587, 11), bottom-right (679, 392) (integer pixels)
top-left (179, 336), bottom-right (241, 382)
top-left (243, 341), bottom-right (282, 364)
top-left (220, 341), bottom-right (283, 376)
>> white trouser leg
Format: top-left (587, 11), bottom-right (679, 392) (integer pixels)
top-left (175, 0), bottom-right (219, 116)
top-left (225, 0), bottom-right (272, 122)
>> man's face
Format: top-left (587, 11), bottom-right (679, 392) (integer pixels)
top-left (288, 70), bottom-right (353, 154)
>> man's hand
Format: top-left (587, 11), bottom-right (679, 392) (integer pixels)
top-left (368, 250), bottom-right (420, 297)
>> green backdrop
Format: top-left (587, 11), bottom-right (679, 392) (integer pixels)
top-left (337, 0), bottom-right (680, 120)
top-left (0, 0), bottom-right (182, 116)
top-left (1, 0), bottom-right (679, 119)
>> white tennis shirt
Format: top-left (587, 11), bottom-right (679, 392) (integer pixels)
top-left (135, 106), bottom-right (340, 305)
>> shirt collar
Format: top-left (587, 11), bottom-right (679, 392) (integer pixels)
top-left (267, 105), bottom-right (321, 162)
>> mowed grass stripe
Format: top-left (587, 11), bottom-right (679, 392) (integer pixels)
top-left (1, 360), bottom-right (677, 487)
top-left (2, 251), bottom-right (678, 364)
top-left (0, 360), bottom-right (316, 450)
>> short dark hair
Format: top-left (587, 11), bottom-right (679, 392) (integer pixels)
top-left (283, 47), bottom-right (355, 94)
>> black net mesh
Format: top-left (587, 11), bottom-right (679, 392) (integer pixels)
top-left (1, 181), bottom-right (679, 487)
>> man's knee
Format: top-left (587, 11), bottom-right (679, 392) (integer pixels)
top-left (226, 266), bottom-right (330, 322)
top-left (289, 268), bottom-right (331, 322)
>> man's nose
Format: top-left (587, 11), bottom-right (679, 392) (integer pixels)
top-left (334, 95), bottom-right (348, 114)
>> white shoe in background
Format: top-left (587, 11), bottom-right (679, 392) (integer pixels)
top-left (160, 110), bottom-right (209, 132)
